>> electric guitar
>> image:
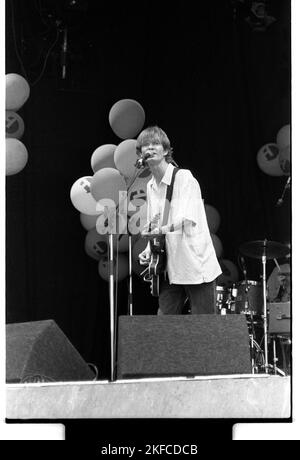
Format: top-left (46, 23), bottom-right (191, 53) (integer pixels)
top-left (141, 234), bottom-right (166, 297)
top-left (139, 168), bottom-right (179, 297)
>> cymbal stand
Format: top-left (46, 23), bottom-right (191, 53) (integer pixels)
top-left (269, 335), bottom-right (286, 376)
top-left (261, 240), bottom-right (269, 373)
top-left (241, 264), bottom-right (258, 373)
top-left (272, 336), bottom-right (278, 375)
top-left (246, 295), bottom-right (259, 374)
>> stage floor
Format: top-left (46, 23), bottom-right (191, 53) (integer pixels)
top-left (6, 374), bottom-right (291, 419)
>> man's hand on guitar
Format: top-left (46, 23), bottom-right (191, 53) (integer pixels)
top-left (138, 247), bottom-right (152, 266)
top-left (141, 213), bottom-right (162, 236)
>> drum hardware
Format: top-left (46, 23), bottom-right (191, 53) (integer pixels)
top-left (239, 239), bottom-right (290, 375)
top-left (267, 335), bottom-right (288, 376)
top-left (216, 285), bottom-right (236, 314)
top-left (248, 336), bottom-right (265, 374)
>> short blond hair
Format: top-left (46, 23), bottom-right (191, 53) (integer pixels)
top-left (136, 126), bottom-right (174, 163)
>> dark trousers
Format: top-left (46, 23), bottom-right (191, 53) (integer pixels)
top-left (158, 277), bottom-right (217, 315)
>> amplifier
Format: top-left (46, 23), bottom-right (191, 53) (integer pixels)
top-left (268, 302), bottom-right (291, 335)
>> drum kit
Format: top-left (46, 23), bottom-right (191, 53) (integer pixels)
top-left (216, 239), bottom-right (291, 376)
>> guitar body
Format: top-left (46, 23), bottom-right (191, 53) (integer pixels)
top-left (141, 235), bottom-right (166, 297)
top-left (148, 253), bottom-right (161, 297)
top-left (140, 168), bottom-right (179, 297)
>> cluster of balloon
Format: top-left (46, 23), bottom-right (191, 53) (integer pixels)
top-left (5, 74), bottom-right (30, 176)
top-left (205, 204), bottom-right (223, 258)
top-left (256, 124), bottom-right (290, 177)
top-left (205, 204), bottom-right (239, 287)
top-left (70, 98), bottom-right (147, 283)
top-left (217, 259), bottom-right (240, 287)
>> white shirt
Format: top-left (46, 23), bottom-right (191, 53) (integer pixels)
top-left (146, 163), bottom-right (222, 284)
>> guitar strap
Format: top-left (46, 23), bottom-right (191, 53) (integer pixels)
top-left (162, 167), bottom-right (179, 228)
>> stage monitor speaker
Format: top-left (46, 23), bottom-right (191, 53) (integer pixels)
top-left (117, 315), bottom-right (251, 379)
top-left (6, 320), bottom-right (95, 383)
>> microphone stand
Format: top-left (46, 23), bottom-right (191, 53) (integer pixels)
top-left (119, 164), bottom-right (146, 316)
top-left (108, 231), bottom-right (116, 382)
top-left (105, 163), bottom-right (145, 381)
top-left (125, 167), bottom-right (142, 316)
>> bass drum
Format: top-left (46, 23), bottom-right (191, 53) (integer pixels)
top-left (234, 280), bottom-right (263, 315)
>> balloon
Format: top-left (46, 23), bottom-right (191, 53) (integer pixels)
top-left (90, 144), bottom-right (117, 173)
top-left (90, 168), bottom-right (127, 207)
top-left (132, 237), bottom-right (148, 275)
top-left (6, 73), bottom-right (30, 111)
top-left (114, 139), bottom-right (138, 180)
top-left (279, 145), bottom-right (291, 175)
top-left (136, 167), bottom-right (151, 179)
top-left (80, 213), bottom-right (99, 231)
top-left (217, 259), bottom-right (239, 287)
top-left (256, 143), bottom-right (284, 176)
top-left (128, 203), bottom-right (148, 236)
top-left (98, 253), bottom-right (129, 282)
top-left (96, 208), bottom-right (127, 235)
top-left (70, 176), bottom-right (100, 215)
top-left (127, 172), bottom-right (150, 215)
top-left (84, 228), bottom-right (108, 260)
top-left (85, 227), bottom-right (129, 259)
top-left (6, 111), bottom-right (25, 139)
top-left (276, 124), bottom-right (290, 150)
top-left (109, 99), bottom-right (145, 139)
top-left (205, 205), bottom-right (221, 234)
top-left (211, 233), bottom-right (223, 258)
top-left (117, 234), bottom-right (130, 253)
top-left (6, 138), bottom-right (28, 175)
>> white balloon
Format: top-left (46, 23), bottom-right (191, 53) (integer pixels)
top-left (70, 176), bottom-right (100, 215)
top-left (6, 111), bottom-right (25, 139)
top-left (114, 139), bottom-right (138, 180)
top-left (205, 205), bottom-right (221, 234)
top-left (6, 73), bottom-right (30, 111)
top-left (109, 99), bottom-right (145, 139)
top-left (211, 233), bottom-right (223, 258)
top-left (6, 138), bottom-right (28, 175)
top-left (98, 253), bottom-right (129, 282)
top-left (96, 209), bottom-right (127, 235)
top-left (276, 124), bottom-right (290, 150)
top-left (84, 228), bottom-right (108, 260)
top-left (90, 144), bottom-right (117, 173)
top-left (80, 213), bottom-right (99, 230)
top-left (256, 143), bottom-right (284, 176)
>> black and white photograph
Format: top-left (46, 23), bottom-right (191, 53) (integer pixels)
top-left (2, 0), bottom-right (298, 443)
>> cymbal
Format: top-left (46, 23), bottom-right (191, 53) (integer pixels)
top-left (239, 240), bottom-right (290, 260)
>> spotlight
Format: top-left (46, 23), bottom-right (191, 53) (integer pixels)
top-left (251, 1), bottom-right (266, 19)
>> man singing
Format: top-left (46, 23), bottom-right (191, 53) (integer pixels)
top-left (137, 125), bottom-right (222, 314)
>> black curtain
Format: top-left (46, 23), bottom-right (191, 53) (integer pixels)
top-left (6, 0), bottom-right (291, 379)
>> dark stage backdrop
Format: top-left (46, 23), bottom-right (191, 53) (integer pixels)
top-left (5, 0), bottom-right (291, 378)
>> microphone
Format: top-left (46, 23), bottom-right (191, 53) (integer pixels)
top-left (276, 176), bottom-right (291, 207)
top-left (61, 27), bottom-right (68, 80)
top-left (135, 152), bottom-right (151, 169)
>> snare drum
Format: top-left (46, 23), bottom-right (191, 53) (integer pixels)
top-left (234, 280), bottom-right (263, 315)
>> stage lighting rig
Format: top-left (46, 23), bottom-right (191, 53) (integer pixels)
top-left (245, 1), bottom-right (276, 31)
top-left (230, 0), bottom-right (276, 31)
